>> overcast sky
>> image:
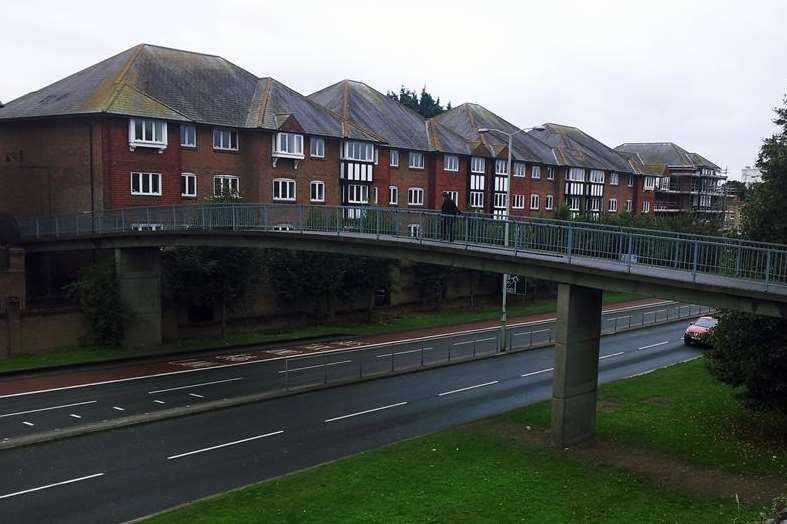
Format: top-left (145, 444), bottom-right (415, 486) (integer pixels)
top-left (3, 0), bottom-right (786, 179)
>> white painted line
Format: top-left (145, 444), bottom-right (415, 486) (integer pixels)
top-left (112, 406), bottom-right (125, 412)
top-left (599, 351), bottom-right (625, 360)
top-left (0, 473), bottom-right (105, 500)
top-left (22, 421), bottom-right (34, 427)
top-left (69, 413), bottom-right (82, 419)
top-left (437, 381), bottom-right (499, 397)
top-left (324, 402), bottom-right (408, 423)
top-left (189, 393), bottom-right (205, 399)
top-left (147, 377), bottom-right (244, 394)
top-left (638, 340), bottom-right (669, 350)
top-left (521, 368), bottom-right (553, 377)
top-left (0, 300), bottom-right (682, 401)
top-left (376, 348), bottom-right (431, 358)
top-left (167, 430), bottom-right (284, 460)
top-left (0, 400), bottom-right (98, 419)
top-left (452, 340), bottom-right (473, 347)
top-left (475, 337), bottom-right (497, 343)
top-left (277, 359), bottom-right (352, 374)
top-left (153, 400), bottom-right (166, 405)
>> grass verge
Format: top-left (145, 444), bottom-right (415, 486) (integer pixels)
top-left (142, 359), bottom-right (783, 523)
top-left (0, 291), bottom-right (643, 374)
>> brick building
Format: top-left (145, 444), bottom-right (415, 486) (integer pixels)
top-left (0, 43), bottom-right (722, 223)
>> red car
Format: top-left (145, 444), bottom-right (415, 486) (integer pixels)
top-left (683, 316), bottom-right (718, 346)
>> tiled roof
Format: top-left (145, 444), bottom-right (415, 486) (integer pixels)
top-left (615, 142), bottom-right (720, 171)
top-left (433, 103), bottom-right (557, 164)
top-left (529, 123), bottom-right (634, 173)
top-left (0, 44), bottom-right (378, 141)
top-left (616, 150), bottom-right (665, 177)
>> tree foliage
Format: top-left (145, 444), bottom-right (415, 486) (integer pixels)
top-left (387, 86), bottom-right (450, 118)
top-left (66, 258), bottom-right (126, 346)
top-left (706, 94), bottom-right (787, 413)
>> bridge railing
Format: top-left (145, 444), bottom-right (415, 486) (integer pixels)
top-left (14, 204), bottom-right (787, 291)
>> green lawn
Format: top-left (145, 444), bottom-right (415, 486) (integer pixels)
top-left (0, 291), bottom-right (642, 374)
top-left (142, 359), bottom-right (781, 524)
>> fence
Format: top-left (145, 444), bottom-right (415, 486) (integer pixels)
top-left (14, 204), bottom-right (787, 291)
top-left (275, 302), bottom-right (712, 393)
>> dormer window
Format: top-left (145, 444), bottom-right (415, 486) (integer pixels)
top-left (213, 128), bottom-right (239, 151)
top-left (342, 141), bottom-right (374, 162)
top-left (129, 118), bottom-right (167, 151)
top-left (273, 132), bottom-right (304, 158)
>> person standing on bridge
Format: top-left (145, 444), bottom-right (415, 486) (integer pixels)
top-left (441, 192), bottom-right (460, 241)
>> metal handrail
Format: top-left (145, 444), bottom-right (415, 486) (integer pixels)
top-left (13, 203), bottom-right (787, 290)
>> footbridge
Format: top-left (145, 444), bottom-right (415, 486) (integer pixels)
top-left (10, 204), bottom-right (787, 447)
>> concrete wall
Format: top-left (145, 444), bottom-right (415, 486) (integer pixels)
top-left (0, 307), bottom-right (88, 356)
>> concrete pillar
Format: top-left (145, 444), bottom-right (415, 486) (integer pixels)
top-left (6, 299), bottom-right (22, 356)
top-left (115, 248), bottom-right (162, 348)
top-left (551, 283), bottom-right (603, 448)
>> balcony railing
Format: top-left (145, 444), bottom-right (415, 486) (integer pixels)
top-left (13, 203), bottom-right (787, 292)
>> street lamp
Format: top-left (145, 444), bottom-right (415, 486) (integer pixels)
top-left (478, 125), bottom-right (545, 352)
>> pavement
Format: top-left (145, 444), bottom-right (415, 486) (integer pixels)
top-left (0, 314), bottom-right (702, 524)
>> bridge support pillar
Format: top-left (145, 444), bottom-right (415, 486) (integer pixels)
top-left (115, 248), bottom-right (161, 348)
top-left (551, 283), bottom-right (602, 448)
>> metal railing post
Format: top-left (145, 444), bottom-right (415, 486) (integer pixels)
top-left (627, 233), bottom-right (633, 272)
top-left (692, 240), bottom-right (699, 282)
top-left (336, 207), bottom-right (341, 236)
top-left (55, 216), bottom-right (60, 238)
top-left (172, 205), bottom-right (177, 231)
top-left (566, 224), bottom-right (573, 262)
top-left (765, 249), bottom-right (772, 291)
top-left (35, 220), bottom-right (40, 240)
top-left (232, 205), bottom-right (238, 231)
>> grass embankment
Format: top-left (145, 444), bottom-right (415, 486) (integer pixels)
top-left (143, 359), bottom-right (786, 523)
top-left (0, 291), bottom-right (642, 374)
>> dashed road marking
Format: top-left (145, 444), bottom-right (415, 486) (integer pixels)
top-left (325, 402), bottom-right (408, 423)
top-left (638, 340), bottom-right (669, 350)
top-left (147, 377), bottom-right (243, 395)
top-left (22, 421), bottom-right (34, 427)
top-left (189, 393), bottom-right (205, 399)
top-left (599, 351), bottom-right (625, 360)
top-left (153, 400), bottom-right (166, 405)
top-left (0, 400), bottom-right (97, 419)
top-left (521, 368), bottom-right (553, 378)
top-left (69, 414), bottom-right (82, 419)
top-left (376, 348), bottom-right (431, 358)
top-left (112, 406), bottom-right (125, 412)
top-left (437, 381), bottom-right (499, 397)
top-left (278, 360), bottom-right (352, 374)
top-left (167, 430), bottom-right (284, 460)
top-left (0, 473), bottom-right (105, 500)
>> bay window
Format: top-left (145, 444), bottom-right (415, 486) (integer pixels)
top-left (342, 141), bottom-right (374, 162)
top-left (129, 118), bottom-right (167, 150)
top-left (273, 132), bottom-right (304, 158)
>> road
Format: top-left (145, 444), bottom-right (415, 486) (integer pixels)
top-left (0, 312), bottom-right (702, 524)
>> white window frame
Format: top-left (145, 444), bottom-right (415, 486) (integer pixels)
top-left (371, 186), bottom-right (378, 204)
top-left (212, 128), bottom-right (239, 151)
top-left (445, 190), bottom-right (458, 204)
top-left (545, 194), bottom-right (554, 210)
top-left (607, 198), bottom-right (617, 212)
top-left (272, 178), bottom-right (296, 201)
top-left (642, 200), bottom-right (651, 213)
top-left (470, 191), bottom-right (484, 208)
top-left (181, 173), bottom-right (197, 197)
top-left (530, 193), bottom-right (540, 210)
top-left (514, 162), bottom-right (526, 177)
top-left (408, 224), bottom-right (421, 238)
top-left (408, 187), bottom-right (424, 206)
top-left (625, 199), bottom-right (633, 213)
top-left (512, 194), bottom-right (525, 209)
top-left (568, 168), bottom-right (585, 182)
top-left (346, 184), bottom-right (369, 204)
top-left (389, 185), bottom-right (399, 205)
top-left (180, 125), bottom-right (196, 148)
top-left (471, 156), bottom-right (485, 174)
top-left (568, 196), bottom-right (581, 211)
top-left (609, 173), bottom-right (619, 186)
top-left (590, 170), bottom-right (605, 183)
top-left (495, 159), bottom-right (509, 175)
top-left (627, 174), bottom-right (634, 187)
top-left (214, 175), bottom-right (239, 196)
top-left (493, 193), bottom-right (507, 209)
top-left (531, 165), bottom-right (541, 179)
top-left (310, 137), bottom-right (325, 158)
top-left (644, 176), bottom-right (656, 191)
top-left (129, 118), bottom-right (167, 150)
top-left (444, 154), bottom-right (459, 172)
top-left (389, 150), bottom-right (399, 167)
top-left (547, 167), bottom-right (555, 180)
top-left (273, 132), bottom-right (304, 158)
top-left (310, 180), bottom-right (325, 202)
top-left (409, 151), bottom-right (425, 170)
top-left (342, 141), bottom-right (374, 162)
top-left (130, 172), bottom-right (162, 196)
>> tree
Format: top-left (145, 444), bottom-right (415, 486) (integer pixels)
top-left (65, 258), bottom-right (126, 346)
top-left (723, 180), bottom-right (749, 202)
top-left (706, 94), bottom-right (787, 412)
top-left (387, 86), bottom-right (449, 118)
top-left (413, 263), bottom-right (454, 310)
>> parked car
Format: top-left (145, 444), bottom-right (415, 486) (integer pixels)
top-left (683, 316), bottom-right (718, 346)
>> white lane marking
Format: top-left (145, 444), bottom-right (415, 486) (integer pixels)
top-left (69, 413), bottom-right (82, 419)
top-left (153, 400), bottom-right (166, 405)
top-left (521, 368), bottom-right (553, 378)
top-left (324, 402), bottom-right (409, 423)
top-left (376, 348), bottom-right (431, 358)
top-left (599, 351), bottom-right (625, 360)
top-left (147, 377), bottom-right (244, 395)
top-left (437, 381), bottom-right (499, 397)
top-left (513, 328), bottom-right (551, 337)
top-left (112, 406), bottom-right (125, 412)
top-left (625, 356), bottom-right (700, 379)
top-left (0, 300), bottom-right (681, 400)
top-left (638, 340), bottom-right (669, 350)
top-left (167, 430), bottom-right (284, 460)
top-left (277, 360), bottom-right (352, 374)
top-left (189, 393), bottom-right (205, 399)
top-left (0, 400), bottom-right (98, 419)
top-left (452, 337), bottom-right (496, 347)
top-left (22, 421), bottom-right (34, 427)
top-left (0, 473), bottom-right (105, 500)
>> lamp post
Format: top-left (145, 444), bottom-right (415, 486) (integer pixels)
top-left (478, 125), bottom-right (544, 352)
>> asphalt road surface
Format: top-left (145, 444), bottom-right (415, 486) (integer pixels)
top-left (0, 310), bottom-right (704, 524)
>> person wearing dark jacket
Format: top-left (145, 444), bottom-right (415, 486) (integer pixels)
top-left (440, 192), bottom-right (460, 241)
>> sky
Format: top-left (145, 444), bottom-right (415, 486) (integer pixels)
top-left (2, 0), bottom-right (786, 180)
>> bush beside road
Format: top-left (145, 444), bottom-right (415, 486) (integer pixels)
top-left (141, 358), bottom-right (784, 523)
